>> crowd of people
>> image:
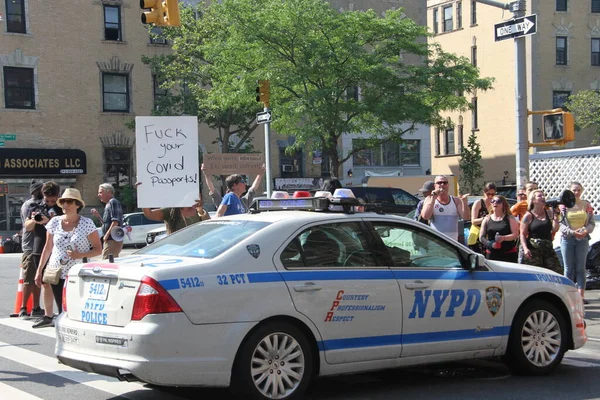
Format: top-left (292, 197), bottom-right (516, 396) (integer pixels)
top-left (14, 170), bottom-right (595, 329)
top-left (414, 175), bottom-right (595, 304)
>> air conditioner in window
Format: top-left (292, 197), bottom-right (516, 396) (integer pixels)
top-left (152, 37), bottom-right (167, 44)
top-left (282, 165), bottom-right (294, 172)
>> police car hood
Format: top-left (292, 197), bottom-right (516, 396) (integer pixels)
top-left (485, 259), bottom-right (575, 287)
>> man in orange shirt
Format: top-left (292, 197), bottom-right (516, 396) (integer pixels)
top-left (511, 182), bottom-right (538, 221)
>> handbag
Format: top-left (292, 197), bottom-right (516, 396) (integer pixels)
top-left (42, 267), bottom-right (62, 285)
top-left (467, 224), bottom-right (481, 246)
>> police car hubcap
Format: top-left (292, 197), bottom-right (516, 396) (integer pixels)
top-left (251, 332), bottom-right (305, 399)
top-left (521, 310), bottom-right (562, 367)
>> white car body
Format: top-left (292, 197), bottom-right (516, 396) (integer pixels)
top-left (121, 212), bottom-right (163, 247)
top-left (56, 205), bottom-right (586, 399)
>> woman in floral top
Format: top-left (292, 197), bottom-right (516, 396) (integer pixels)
top-left (33, 188), bottom-right (101, 328)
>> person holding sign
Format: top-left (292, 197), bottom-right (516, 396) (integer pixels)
top-left (136, 182), bottom-right (210, 234)
top-left (216, 174), bottom-right (250, 217)
top-left (202, 163), bottom-right (265, 211)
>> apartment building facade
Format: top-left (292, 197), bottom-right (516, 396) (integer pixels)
top-left (427, 0), bottom-right (600, 186)
top-left (0, 0), bottom-right (429, 233)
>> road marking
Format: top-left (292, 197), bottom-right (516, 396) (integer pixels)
top-left (587, 337), bottom-right (600, 342)
top-left (0, 340), bottom-right (153, 398)
top-left (0, 317), bottom-right (56, 339)
top-left (0, 382), bottom-right (44, 400)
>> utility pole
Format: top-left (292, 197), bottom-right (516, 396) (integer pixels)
top-left (477, 0), bottom-right (529, 188)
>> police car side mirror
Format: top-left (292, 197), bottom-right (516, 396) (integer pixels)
top-left (468, 253), bottom-right (483, 271)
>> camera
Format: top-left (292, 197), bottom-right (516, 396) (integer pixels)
top-left (29, 201), bottom-right (52, 222)
top-left (545, 189), bottom-right (576, 209)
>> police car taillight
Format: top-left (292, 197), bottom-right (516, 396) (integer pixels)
top-left (131, 276), bottom-right (182, 321)
top-left (62, 276), bottom-right (68, 313)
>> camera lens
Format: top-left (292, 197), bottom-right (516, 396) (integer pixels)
top-left (34, 214), bottom-right (43, 222)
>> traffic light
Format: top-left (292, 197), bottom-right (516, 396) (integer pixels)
top-left (256, 80), bottom-right (270, 108)
top-left (140, 0), bottom-right (180, 27)
top-left (542, 110), bottom-right (574, 143)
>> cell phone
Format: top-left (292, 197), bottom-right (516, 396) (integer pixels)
top-left (67, 245), bottom-right (74, 252)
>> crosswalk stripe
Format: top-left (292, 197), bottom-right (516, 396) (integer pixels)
top-left (0, 317), bottom-right (56, 338)
top-left (0, 382), bottom-right (45, 400)
top-left (0, 339), bottom-right (152, 398)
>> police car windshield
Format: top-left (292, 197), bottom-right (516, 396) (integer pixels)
top-left (136, 220), bottom-right (270, 259)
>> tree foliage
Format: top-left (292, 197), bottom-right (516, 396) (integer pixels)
top-left (459, 132), bottom-right (484, 195)
top-left (565, 90), bottom-right (600, 137)
top-left (144, 0), bottom-right (493, 176)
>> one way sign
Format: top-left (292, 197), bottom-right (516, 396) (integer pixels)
top-left (494, 14), bottom-right (537, 42)
top-left (256, 111), bottom-right (272, 124)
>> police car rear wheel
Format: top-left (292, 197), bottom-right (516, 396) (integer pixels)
top-left (233, 322), bottom-right (313, 400)
top-left (504, 299), bottom-right (566, 375)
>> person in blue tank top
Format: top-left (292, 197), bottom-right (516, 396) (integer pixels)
top-left (216, 174), bottom-right (248, 217)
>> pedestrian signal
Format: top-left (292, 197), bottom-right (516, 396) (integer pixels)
top-left (542, 111), bottom-right (574, 143)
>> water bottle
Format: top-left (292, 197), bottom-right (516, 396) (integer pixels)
top-left (492, 232), bottom-right (501, 249)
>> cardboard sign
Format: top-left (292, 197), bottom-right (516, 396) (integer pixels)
top-left (135, 116), bottom-right (199, 208)
top-left (203, 153), bottom-right (264, 175)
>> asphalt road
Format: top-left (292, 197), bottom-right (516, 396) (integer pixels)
top-left (0, 250), bottom-right (599, 400)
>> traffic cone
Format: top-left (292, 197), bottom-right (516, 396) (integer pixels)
top-left (0, 236), bottom-right (4, 254)
top-left (9, 267), bottom-right (33, 317)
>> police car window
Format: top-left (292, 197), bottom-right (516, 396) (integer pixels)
top-left (136, 220), bottom-right (269, 259)
top-left (371, 222), bottom-right (461, 268)
top-left (281, 222), bottom-right (377, 268)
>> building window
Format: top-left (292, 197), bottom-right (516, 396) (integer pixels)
top-left (102, 73), bottom-right (129, 112)
top-left (443, 5), bottom-right (453, 32)
top-left (104, 5), bottom-right (122, 41)
top-left (553, 91), bottom-right (570, 109)
top-left (352, 139), bottom-right (420, 166)
top-left (457, 2), bottom-right (462, 29)
top-left (556, 0), bottom-right (567, 11)
top-left (471, 97), bottom-right (478, 130)
top-left (153, 75), bottom-right (168, 110)
top-left (593, 39), bottom-right (600, 66)
top-left (471, 0), bottom-right (477, 25)
top-left (3, 67), bottom-right (35, 109)
top-left (5, 0), bottom-right (26, 33)
top-left (556, 36), bottom-right (568, 65)
top-left (445, 129), bottom-right (455, 155)
top-left (433, 8), bottom-right (439, 34)
top-left (471, 45), bottom-right (477, 67)
top-left (150, 26), bottom-right (167, 44)
top-left (105, 148), bottom-right (132, 189)
top-left (593, 0), bottom-right (600, 13)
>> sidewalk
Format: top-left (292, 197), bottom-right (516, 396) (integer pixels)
top-left (585, 290), bottom-right (600, 339)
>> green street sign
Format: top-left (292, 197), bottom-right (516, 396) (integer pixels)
top-left (0, 142), bottom-right (5, 147)
top-left (0, 134), bottom-right (16, 140)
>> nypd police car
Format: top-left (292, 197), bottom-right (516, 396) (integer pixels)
top-left (55, 192), bottom-right (586, 400)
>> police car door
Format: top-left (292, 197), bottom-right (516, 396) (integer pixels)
top-left (275, 220), bottom-right (403, 365)
top-left (369, 220), bottom-right (504, 358)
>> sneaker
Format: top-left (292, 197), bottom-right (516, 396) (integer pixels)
top-left (18, 307), bottom-right (29, 319)
top-left (32, 316), bottom-right (54, 329)
top-left (583, 299), bottom-right (590, 305)
top-left (30, 307), bottom-right (45, 317)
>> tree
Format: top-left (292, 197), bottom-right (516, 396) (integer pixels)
top-left (459, 131), bottom-right (484, 195)
top-left (205, 0), bottom-right (493, 176)
top-left (565, 90), bottom-right (600, 137)
top-left (144, 0), bottom-right (493, 177)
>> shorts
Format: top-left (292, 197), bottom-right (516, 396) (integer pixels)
top-left (102, 239), bottom-right (123, 260)
top-left (21, 251), bottom-right (40, 285)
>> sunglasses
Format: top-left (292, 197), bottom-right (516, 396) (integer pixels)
top-left (62, 199), bottom-right (76, 205)
top-left (435, 181), bottom-right (449, 185)
top-left (490, 199), bottom-right (502, 204)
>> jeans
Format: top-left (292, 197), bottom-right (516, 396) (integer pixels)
top-left (561, 236), bottom-right (589, 289)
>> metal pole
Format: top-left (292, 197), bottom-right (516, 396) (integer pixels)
top-left (513, 6), bottom-right (528, 187)
top-left (264, 107), bottom-right (272, 197)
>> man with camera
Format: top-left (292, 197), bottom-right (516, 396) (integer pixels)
top-left (22, 182), bottom-right (62, 321)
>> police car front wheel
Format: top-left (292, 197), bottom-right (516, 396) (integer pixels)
top-left (232, 322), bottom-right (314, 400)
top-left (504, 299), bottom-right (567, 375)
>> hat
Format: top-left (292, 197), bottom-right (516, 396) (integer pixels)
top-left (57, 188), bottom-right (86, 209)
top-left (418, 181), bottom-right (435, 193)
top-left (30, 180), bottom-right (43, 195)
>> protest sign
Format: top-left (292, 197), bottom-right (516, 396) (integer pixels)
top-left (135, 116), bottom-right (199, 208)
top-left (203, 153), bottom-right (264, 175)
